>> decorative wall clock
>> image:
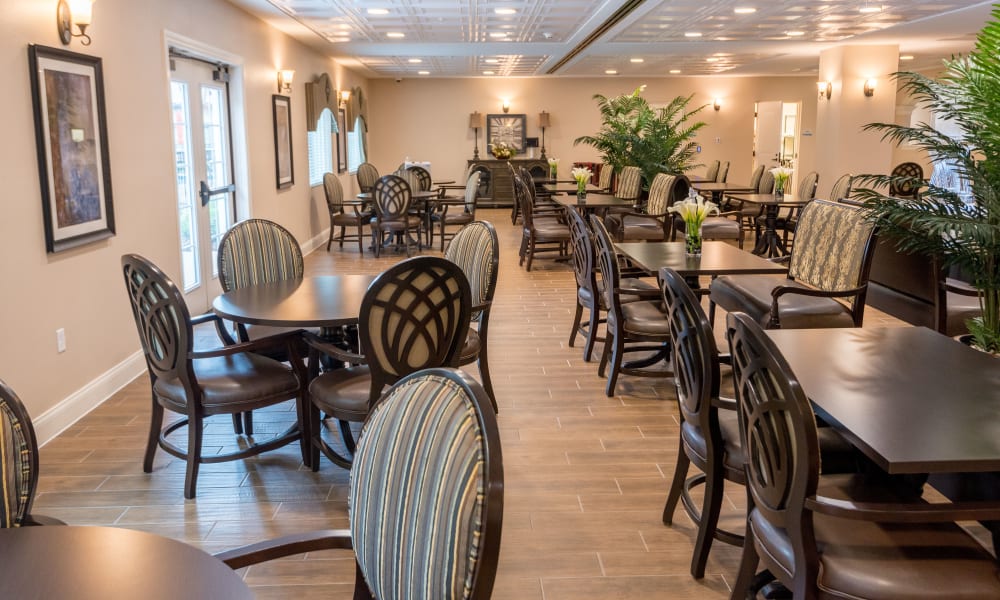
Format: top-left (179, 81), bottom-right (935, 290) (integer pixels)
top-left (486, 113), bottom-right (526, 154)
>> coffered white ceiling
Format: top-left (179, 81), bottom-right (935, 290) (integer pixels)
top-left (228, 0), bottom-right (995, 77)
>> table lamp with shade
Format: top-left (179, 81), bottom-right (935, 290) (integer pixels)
top-left (469, 112), bottom-right (484, 160)
top-left (538, 111), bottom-right (551, 160)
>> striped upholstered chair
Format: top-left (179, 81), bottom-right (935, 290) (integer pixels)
top-left (615, 165), bottom-right (643, 202)
top-left (710, 200), bottom-right (878, 329)
top-left (445, 221), bottom-right (500, 411)
top-left (605, 172), bottom-right (678, 242)
top-left (356, 161), bottom-right (380, 194)
top-left (0, 379), bottom-right (64, 527)
top-left (216, 368), bottom-right (504, 600)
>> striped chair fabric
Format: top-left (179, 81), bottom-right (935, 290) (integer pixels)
top-left (217, 219), bottom-right (303, 292)
top-left (788, 200), bottom-right (876, 292)
top-left (828, 173), bottom-right (853, 202)
top-left (646, 173), bottom-right (676, 215)
top-left (357, 162), bottom-right (380, 193)
top-left (615, 166), bottom-right (642, 201)
top-left (748, 164), bottom-right (766, 190)
top-left (349, 369), bottom-right (500, 599)
top-left (0, 384), bottom-right (33, 528)
top-left (756, 170), bottom-right (775, 194)
top-left (716, 160), bottom-right (730, 183)
top-left (704, 160), bottom-right (720, 182)
top-left (445, 221), bottom-right (496, 321)
top-left (597, 163), bottom-right (614, 192)
top-left (797, 171), bottom-right (819, 199)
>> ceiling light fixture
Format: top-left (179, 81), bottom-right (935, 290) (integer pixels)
top-left (786, 30), bottom-right (805, 36)
top-left (485, 58), bottom-right (499, 64)
top-left (684, 32), bottom-right (702, 38)
top-left (495, 8), bottom-right (516, 15)
top-left (669, 69), bottom-right (681, 74)
top-left (483, 70), bottom-right (495, 75)
top-left (418, 70), bottom-right (430, 75)
top-left (630, 57), bottom-right (644, 63)
top-left (734, 7), bottom-right (757, 14)
top-left (605, 69), bottom-right (618, 75)
top-left (367, 8), bottom-right (389, 15)
top-left (489, 32), bottom-right (508, 38)
top-left (386, 32), bottom-right (405, 38)
top-left (408, 58), bottom-right (422, 63)
top-left (900, 55), bottom-right (915, 61)
top-left (706, 57), bottom-right (719, 63)
top-left (859, 3), bottom-right (882, 14)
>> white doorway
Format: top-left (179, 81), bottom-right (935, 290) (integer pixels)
top-left (753, 100), bottom-right (801, 191)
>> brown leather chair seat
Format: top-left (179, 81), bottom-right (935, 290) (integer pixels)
top-left (699, 217), bottom-right (742, 240)
top-left (153, 353), bottom-right (300, 411)
top-left (711, 274), bottom-right (856, 329)
top-left (681, 410), bottom-right (744, 468)
top-left (616, 300), bottom-right (670, 336)
top-left (612, 216), bottom-right (670, 240)
top-left (308, 366), bottom-right (372, 422)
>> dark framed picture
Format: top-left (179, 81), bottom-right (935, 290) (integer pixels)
top-left (28, 44), bottom-right (115, 254)
top-left (272, 94), bottom-right (293, 189)
top-left (487, 113), bottom-right (526, 153)
top-left (336, 108), bottom-right (347, 173)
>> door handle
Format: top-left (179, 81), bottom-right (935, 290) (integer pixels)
top-left (199, 181), bottom-right (235, 207)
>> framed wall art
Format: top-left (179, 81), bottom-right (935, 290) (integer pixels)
top-left (272, 94), bottom-right (294, 188)
top-left (486, 113), bottom-right (526, 154)
top-left (337, 108), bottom-right (347, 173)
top-left (28, 44), bottom-right (115, 253)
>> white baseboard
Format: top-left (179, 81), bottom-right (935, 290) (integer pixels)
top-left (34, 351), bottom-right (147, 446)
top-left (301, 228), bottom-right (331, 256)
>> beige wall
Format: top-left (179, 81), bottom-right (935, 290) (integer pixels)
top-left (0, 0), bottom-right (365, 438)
top-left (366, 76), bottom-right (820, 192)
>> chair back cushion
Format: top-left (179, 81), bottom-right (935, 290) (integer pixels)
top-left (646, 173), bottom-right (676, 215)
top-left (122, 254), bottom-right (194, 388)
top-left (717, 161), bottom-right (730, 183)
top-left (357, 162), bottom-right (380, 192)
top-left (361, 257), bottom-right (472, 389)
top-left (589, 215), bottom-right (622, 326)
top-left (726, 312), bottom-right (820, 585)
top-left (616, 166), bottom-right (642, 201)
top-left (217, 219), bottom-right (304, 292)
top-left (828, 174), bottom-right (853, 202)
top-left (568, 210), bottom-right (597, 295)
top-left (350, 369), bottom-right (503, 600)
top-left (373, 175), bottom-right (413, 220)
top-left (598, 164), bottom-right (614, 190)
top-left (445, 221), bottom-right (498, 321)
top-left (464, 171), bottom-right (481, 213)
top-left (797, 171), bottom-right (819, 200)
top-left (757, 170), bottom-right (775, 194)
top-left (704, 160), bottom-right (720, 182)
top-left (514, 178), bottom-right (536, 229)
top-left (788, 200), bottom-right (876, 292)
top-left (749, 164), bottom-right (766, 190)
top-left (0, 381), bottom-right (38, 528)
top-left (323, 172), bottom-right (344, 211)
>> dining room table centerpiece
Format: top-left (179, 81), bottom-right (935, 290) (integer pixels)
top-left (668, 192), bottom-right (719, 256)
top-left (548, 157), bottom-right (560, 179)
top-left (490, 140), bottom-right (515, 159)
top-left (770, 165), bottom-right (793, 200)
top-left (571, 166), bottom-right (592, 197)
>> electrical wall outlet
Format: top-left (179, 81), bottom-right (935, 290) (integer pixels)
top-left (56, 328), bottom-right (66, 353)
top-left (715, 137), bottom-right (722, 144)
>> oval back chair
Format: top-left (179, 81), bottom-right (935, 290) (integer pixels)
top-left (615, 166), bottom-right (643, 201)
top-left (323, 172), bottom-right (369, 253)
top-left (371, 174), bottom-right (420, 257)
top-left (889, 162), bottom-right (924, 198)
top-left (356, 162), bottom-right (380, 193)
top-left (716, 160), bottom-right (730, 183)
top-left (704, 160), bottom-right (720, 182)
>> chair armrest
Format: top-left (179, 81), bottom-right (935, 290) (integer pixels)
top-left (769, 283), bottom-right (867, 327)
top-left (193, 312), bottom-right (239, 346)
top-left (769, 256), bottom-right (791, 265)
top-left (190, 329), bottom-right (304, 359)
top-left (943, 278), bottom-right (979, 297)
top-left (215, 529), bottom-right (354, 569)
top-left (302, 330), bottom-right (365, 364)
top-left (805, 496), bottom-right (1000, 524)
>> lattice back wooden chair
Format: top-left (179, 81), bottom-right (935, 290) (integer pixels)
top-left (716, 160), bottom-right (730, 183)
top-left (216, 217), bottom-right (307, 434)
top-left (445, 221), bottom-right (499, 411)
top-left (710, 200), bottom-right (879, 329)
top-left (516, 177), bottom-right (569, 271)
top-left (217, 368), bottom-right (503, 600)
top-left (828, 173), bottom-right (853, 202)
top-left (303, 256), bottom-right (472, 469)
top-left (356, 162), bottom-right (380, 194)
top-left (704, 160), bottom-right (720, 182)
top-left (889, 162), bottom-right (924, 198)
top-left (324, 173), bottom-right (370, 253)
top-left (404, 165), bottom-right (433, 192)
top-left (615, 166), bottom-right (643, 202)
top-left (726, 312), bottom-right (1000, 600)
top-left (436, 171), bottom-right (481, 251)
top-left (122, 254), bottom-right (306, 499)
top-left (0, 379), bottom-right (64, 527)
top-left (371, 174), bottom-right (422, 257)
top-left (589, 215), bottom-right (671, 396)
top-left (659, 268), bottom-right (745, 579)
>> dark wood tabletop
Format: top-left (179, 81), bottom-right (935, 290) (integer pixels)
top-left (553, 193), bottom-right (635, 209)
top-left (213, 275), bottom-right (378, 328)
top-left (725, 192), bottom-right (809, 206)
top-left (616, 241), bottom-right (789, 276)
top-left (766, 326), bottom-right (1000, 474)
top-left (543, 183), bottom-right (601, 194)
top-left (356, 190), bottom-right (440, 201)
top-left (0, 526), bottom-right (251, 599)
top-left (689, 182), bottom-right (755, 194)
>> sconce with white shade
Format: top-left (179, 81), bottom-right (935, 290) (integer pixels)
top-left (501, 98), bottom-right (510, 113)
top-left (817, 81), bottom-right (832, 100)
top-left (538, 111), bottom-right (551, 160)
top-left (57, 0), bottom-right (94, 46)
top-left (864, 78), bottom-right (877, 97)
top-left (277, 69), bottom-right (294, 94)
top-left (713, 98), bottom-right (722, 111)
top-left (338, 89), bottom-right (351, 108)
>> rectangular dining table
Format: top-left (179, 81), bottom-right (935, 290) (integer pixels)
top-left (543, 182), bottom-right (601, 195)
top-left (616, 241), bottom-right (789, 277)
top-left (553, 193), bottom-right (635, 215)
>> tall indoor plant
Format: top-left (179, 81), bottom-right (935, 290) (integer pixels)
top-left (574, 86), bottom-right (707, 188)
top-left (855, 7), bottom-right (1000, 352)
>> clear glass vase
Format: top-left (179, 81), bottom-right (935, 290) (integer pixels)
top-left (577, 179), bottom-right (587, 197)
top-left (550, 166), bottom-right (557, 179)
top-left (685, 221), bottom-right (703, 257)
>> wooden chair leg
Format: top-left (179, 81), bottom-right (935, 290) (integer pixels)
top-left (732, 532), bottom-right (762, 600)
top-left (583, 305), bottom-right (600, 362)
top-left (690, 468), bottom-right (725, 578)
top-left (604, 332), bottom-right (624, 397)
top-left (231, 413), bottom-right (243, 435)
top-left (477, 345), bottom-right (497, 413)
top-left (184, 417), bottom-right (203, 499)
top-left (243, 411), bottom-right (254, 436)
top-left (338, 419), bottom-right (357, 455)
top-left (143, 397), bottom-right (163, 472)
top-left (662, 440), bottom-right (690, 524)
top-left (569, 302), bottom-right (584, 348)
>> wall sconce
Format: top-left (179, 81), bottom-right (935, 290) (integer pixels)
top-left (818, 81), bottom-right (832, 100)
top-left (469, 111), bottom-right (484, 160)
top-left (277, 69), bottom-right (294, 94)
top-left (864, 78), bottom-right (877, 97)
top-left (538, 111), bottom-right (551, 160)
top-left (338, 89), bottom-right (351, 108)
top-left (713, 98), bottom-right (722, 111)
top-left (57, 0), bottom-right (94, 46)
top-left (501, 99), bottom-right (510, 113)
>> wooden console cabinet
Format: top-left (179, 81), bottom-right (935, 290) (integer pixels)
top-left (468, 158), bottom-right (549, 208)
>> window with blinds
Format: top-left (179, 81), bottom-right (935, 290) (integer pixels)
top-left (347, 116), bottom-right (366, 173)
top-left (307, 108), bottom-right (334, 186)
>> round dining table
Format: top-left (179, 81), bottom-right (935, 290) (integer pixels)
top-left (0, 526), bottom-right (252, 599)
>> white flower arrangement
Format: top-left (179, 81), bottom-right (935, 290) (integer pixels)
top-left (770, 166), bottom-right (794, 192)
top-left (548, 157), bottom-right (560, 178)
top-left (490, 140), bottom-right (515, 159)
top-left (667, 194), bottom-right (720, 228)
top-left (571, 166), bottom-right (592, 184)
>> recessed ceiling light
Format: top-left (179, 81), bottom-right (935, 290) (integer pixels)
top-left (605, 69), bottom-right (618, 75)
top-left (900, 55), bottom-right (915, 61)
top-left (418, 70), bottom-right (430, 75)
top-left (483, 70), bottom-right (495, 75)
top-left (859, 4), bottom-right (882, 13)
top-left (786, 31), bottom-right (805, 36)
top-left (684, 32), bottom-right (702, 38)
top-left (367, 8), bottom-right (389, 15)
top-left (669, 69), bottom-right (681, 74)
top-left (338, 24), bottom-right (351, 29)
top-left (495, 8), bottom-right (516, 15)
top-left (387, 32), bottom-right (405, 38)
top-left (408, 58), bottom-right (422, 63)
top-left (484, 58), bottom-right (500, 64)
top-left (489, 32), bottom-right (508, 38)
top-left (630, 57), bottom-right (644, 63)
top-left (734, 7), bottom-right (757, 14)
top-left (706, 57), bottom-right (720, 63)
top-left (328, 37), bottom-right (350, 43)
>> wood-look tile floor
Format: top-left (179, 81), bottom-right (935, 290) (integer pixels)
top-left (33, 209), bottom-right (908, 598)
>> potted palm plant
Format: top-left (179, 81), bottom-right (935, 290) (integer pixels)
top-left (574, 86), bottom-right (707, 188)
top-left (854, 8), bottom-right (1000, 353)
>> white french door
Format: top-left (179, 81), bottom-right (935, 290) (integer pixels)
top-left (169, 57), bottom-right (235, 312)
